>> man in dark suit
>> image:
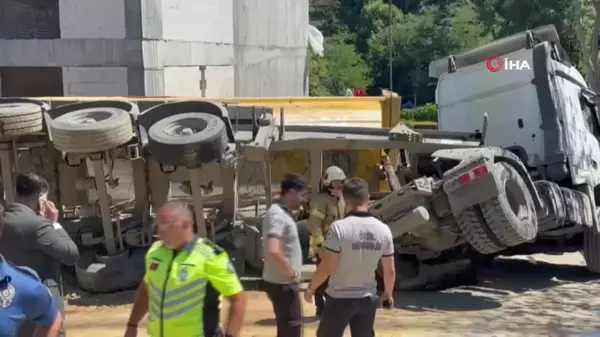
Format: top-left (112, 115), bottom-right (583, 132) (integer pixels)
top-left (0, 172), bottom-right (79, 337)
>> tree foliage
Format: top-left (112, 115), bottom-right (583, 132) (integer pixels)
top-left (309, 33), bottom-right (372, 96)
top-left (308, 0), bottom-right (599, 105)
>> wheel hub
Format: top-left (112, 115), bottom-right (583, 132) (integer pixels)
top-left (163, 118), bottom-right (207, 136)
top-left (68, 110), bottom-right (112, 124)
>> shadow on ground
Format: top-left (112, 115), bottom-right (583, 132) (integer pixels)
top-left (255, 316), bottom-right (320, 327)
top-left (394, 257), bottom-right (598, 313)
top-left (66, 256), bottom-right (598, 314)
top-left (65, 266), bottom-right (271, 307)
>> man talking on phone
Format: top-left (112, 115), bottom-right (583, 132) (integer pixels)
top-left (0, 172), bottom-right (80, 337)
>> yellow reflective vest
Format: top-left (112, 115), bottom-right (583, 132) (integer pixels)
top-left (144, 238), bottom-right (243, 337)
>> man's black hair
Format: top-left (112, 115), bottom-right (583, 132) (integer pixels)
top-left (15, 172), bottom-right (49, 198)
top-left (281, 173), bottom-right (307, 195)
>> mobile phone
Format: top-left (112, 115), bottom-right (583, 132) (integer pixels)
top-left (38, 193), bottom-right (48, 213)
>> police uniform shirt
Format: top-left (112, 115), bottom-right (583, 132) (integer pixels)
top-left (143, 236), bottom-right (243, 337)
top-left (0, 254), bottom-right (59, 335)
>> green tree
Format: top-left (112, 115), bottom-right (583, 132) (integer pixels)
top-left (470, 0), bottom-right (583, 65)
top-left (366, 0), bottom-right (490, 102)
top-left (354, 0), bottom-right (404, 54)
top-left (309, 33), bottom-right (372, 96)
top-left (310, 0), bottom-right (344, 36)
top-left (575, 0), bottom-right (600, 92)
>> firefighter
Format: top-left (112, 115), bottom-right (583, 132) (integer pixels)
top-left (307, 165), bottom-right (346, 317)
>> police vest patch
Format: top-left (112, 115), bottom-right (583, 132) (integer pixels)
top-left (179, 268), bottom-right (188, 282)
top-left (0, 284), bottom-right (16, 308)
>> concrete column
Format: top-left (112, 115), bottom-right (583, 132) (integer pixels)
top-left (124, 0), bottom-right (165, 96)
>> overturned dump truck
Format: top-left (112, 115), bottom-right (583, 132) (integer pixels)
top-left (367, 24), bottom-right (600, 289)
top-left (0, 25), bottom-right (596, 293)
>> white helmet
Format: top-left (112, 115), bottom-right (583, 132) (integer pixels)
top-left (322, 166), bottom-right (346, 185)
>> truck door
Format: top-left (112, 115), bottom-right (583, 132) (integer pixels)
top-left (575, 89), bottom-right (600, 186)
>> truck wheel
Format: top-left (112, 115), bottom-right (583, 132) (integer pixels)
top-left (147, 112), bottom-right (228, 167)
top-left (457, 206), bottom-right (505, 254)
top-left (0, 101), bottom-right (44, 139)
top-left (561, 187), bottom-right (594, 227)
top-left (534, 180), bottom-right (566, 231)
top-left (376, 257), bottom-right (475, 290)
top-left (480, 162), bottom-right (538, 246)
top-left (376, 255), bottom-right (420, 290)
top-left (49, 107), bottom-right (134, 153)
top-left (75, 248), bottom-right (145, 293)
top-left (584, 208), bottom-right (600, 273)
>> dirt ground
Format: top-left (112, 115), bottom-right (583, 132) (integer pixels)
top-left (63, 252), bottom-right (600, 337)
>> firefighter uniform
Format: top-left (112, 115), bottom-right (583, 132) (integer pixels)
top-left (144, 237), bottom-right (243, 337)
top-left (307, 165), bottom-right (346, 315)
top-left (308, 193), bottom-right (345, 258)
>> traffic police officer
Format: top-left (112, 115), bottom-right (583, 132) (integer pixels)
top-left (307, 165), bottom-right (346, 316)
top-left (124, 201), bottom-right (247, 337)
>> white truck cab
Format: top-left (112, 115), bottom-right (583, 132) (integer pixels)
top-left (429, 25), bottom-right (600, 188)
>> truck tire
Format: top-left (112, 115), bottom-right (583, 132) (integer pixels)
top-left (534, 180), bottom-right (566, 231)
top-left (561, 187), bottom-right (594, 227)
top-left (0, 101), bottom-right (44, 139)
top-left (147, 112), bottom-right (228, 167)
top-left (480, 162), bottom-right (538, 246)
top-left (584, 208), bottom-right (600, 273)
top-left (75, 248), bottom-right (145, 293)
top-left (49, 107), bottom-right (134, 153)
top-left (376, 257), bottom-right (475, 290)
top-left (457, 162), bottom-right (537, 254)
top-left (457, 206), bottom-right (505, 254)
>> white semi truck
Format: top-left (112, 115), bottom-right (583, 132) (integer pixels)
top-left (371, 25), bottom-right (600, 289)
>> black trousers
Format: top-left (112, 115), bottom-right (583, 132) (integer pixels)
top-left (314, 258), bottom-right (328, 313)
top-left (317, 295), bottom-right (378, 337)
top-left (204, 282), bottom-right (222, 337)
top-left (263, 281), bottom-right (303, 337)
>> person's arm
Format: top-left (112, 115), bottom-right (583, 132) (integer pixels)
top-left (204, 244), bottom-right (246, 337)
top-left (34, 220), bottom-right (79, 266)
top-left (308, 222), bottom-right (342, 293)
top-left (126, 252), bottom-right (151, 328)
top-left (25, 284), bottom-right (63, 337)
top-left (380, 227), bottom-right (396, 298)
top-left (126, 281), bottom-right (149, 328)
top-left (264, 214), bottom-right (297, 281)
top-left (307, 200), bottom-right (327, 255)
